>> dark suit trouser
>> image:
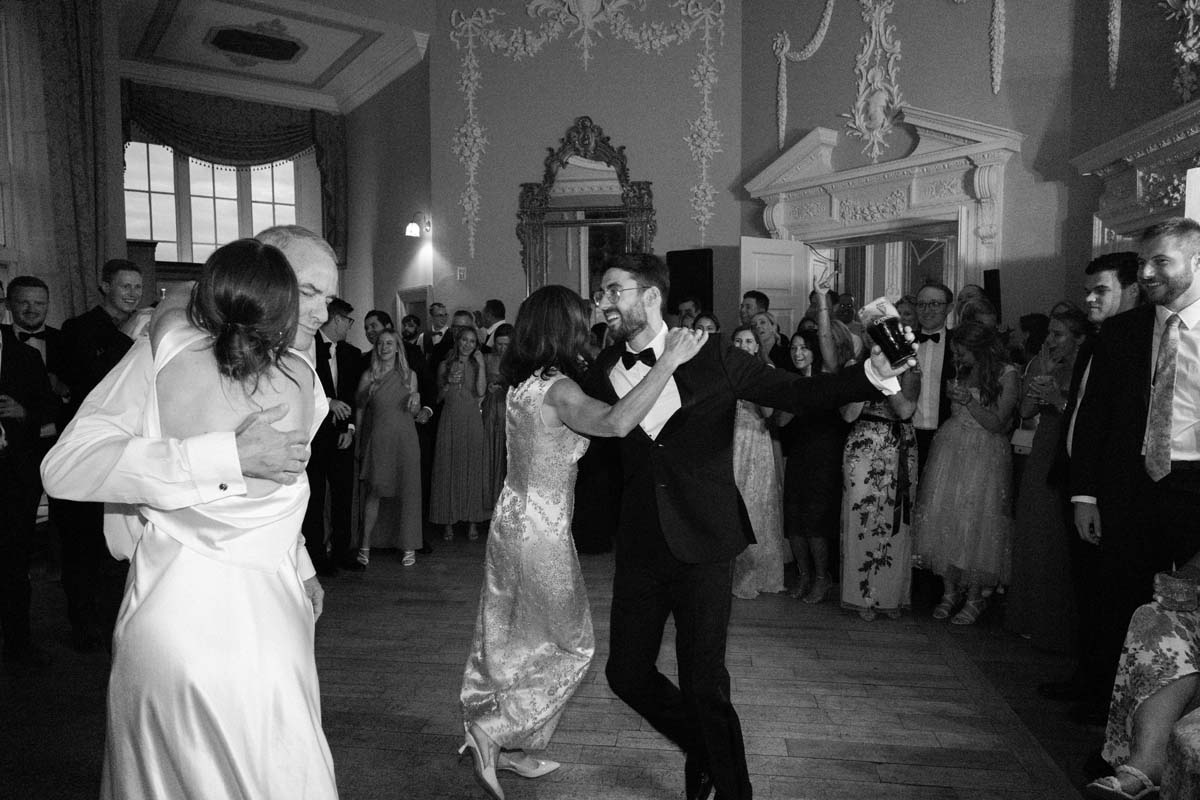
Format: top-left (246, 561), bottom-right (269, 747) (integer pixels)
top-left (1081, 470), bottom-right (1200, 703)
top-left (303, 428), bottom-right (356, 565)
top-left (56, 499), bottom-right (126, 642)
top-left (606, 521), bottom-right (751, 800)
top-left (0, 454), bottom-right (38, 654)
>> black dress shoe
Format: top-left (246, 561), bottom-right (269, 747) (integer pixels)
top-left (685, 752), bottom-right (714, 800)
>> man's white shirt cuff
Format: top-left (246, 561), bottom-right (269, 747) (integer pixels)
top-left (187, 431), bottom-right (247, 501)
top-left (863, 359), bottom-right (900, 396)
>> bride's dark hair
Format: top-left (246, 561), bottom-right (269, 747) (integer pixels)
top-left (187, 238), bottom-right (299, 388)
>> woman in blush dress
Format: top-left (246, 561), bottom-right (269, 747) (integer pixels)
top-left (431, 325), bottom-right (490, 541)
top-left (355, 330), bottom-right (423, 568)
top-left (728, 325), bottom-right (788, 599)
top-left (912, 321), bottom-right (1019, 626)
top-left (481, 323), bottom-right (514, 511)
top-left (459, 286), bottom-right (705, 800)
top-left (57, 239), bottom-right (337, 800)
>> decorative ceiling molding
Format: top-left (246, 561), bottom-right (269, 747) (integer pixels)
top-left (449, 1), bottom-right (727, 258)
top-left (746, 106), bottom-right (1023, 287)
top-left (119, 0), bottom-right (428, 113)
top-left (1073, 96), bottom-right (1200, 238)
top-left (842, 0), bottom-right (903, 163)
top-left (773, 0), bottom-right (837, 151)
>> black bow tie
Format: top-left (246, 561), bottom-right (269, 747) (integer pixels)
top-left (17, 330), bottom-right (46, 342)
top-left (916, 332), bottom-right (940, 344)
top-left (621, 349), bottom-right (657, 370)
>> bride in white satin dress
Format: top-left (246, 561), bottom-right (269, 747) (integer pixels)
top-left (99, 239), bottom-right (337, 799)
top-left (458, 285), bottom-right (706, 800)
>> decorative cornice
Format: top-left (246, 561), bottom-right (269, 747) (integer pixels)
top-left (118, 59), bottom-right (340, 112)
top-left (1071, 95), bottom-right (1200, 175)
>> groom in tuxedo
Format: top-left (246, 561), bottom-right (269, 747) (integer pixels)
top-left (585, 254), bottom-right (911, 800)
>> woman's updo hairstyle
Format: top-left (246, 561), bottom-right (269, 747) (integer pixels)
top-left (188, 238), bottom-right (299, 387)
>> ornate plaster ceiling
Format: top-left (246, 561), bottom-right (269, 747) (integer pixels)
top-left (118, 0), bottom-right (431, 113)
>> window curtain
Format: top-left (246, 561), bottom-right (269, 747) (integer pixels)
top-left (121, 80), bottom-right (348, 265)
top-left (37, 0), bottom-right (114, 315)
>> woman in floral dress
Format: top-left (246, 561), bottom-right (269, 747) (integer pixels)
top-left (840, 367), bottom-right (919, 620)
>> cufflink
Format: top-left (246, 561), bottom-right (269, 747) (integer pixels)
top-left (219, 483), bottom-right (228, 492)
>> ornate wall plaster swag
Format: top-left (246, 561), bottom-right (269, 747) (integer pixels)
top-left (1109, 0), bottom-right (1121, 89)
top-left (773, 0), bottom-right (837, 151)
top-left (952, 0), bottom-right (1005, 95)
top-left (843, 0), bottom-right (903, 163)
top-left (449, 1), bottom-right (727, 257)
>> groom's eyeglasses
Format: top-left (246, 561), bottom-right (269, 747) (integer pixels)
top-left (592, 285), bottom-right (646, 306)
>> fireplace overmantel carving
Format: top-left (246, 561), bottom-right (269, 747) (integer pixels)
top-left (745, 106), bottom-right (1024, 287)
top-left (1072, 97), bottom-right (1200, 247)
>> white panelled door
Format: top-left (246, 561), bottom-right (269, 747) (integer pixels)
top-left (739, 236), bottom-right (811, 337)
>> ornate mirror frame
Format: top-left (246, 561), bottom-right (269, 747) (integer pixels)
top-left (517, 116), bottom-right (656, 293)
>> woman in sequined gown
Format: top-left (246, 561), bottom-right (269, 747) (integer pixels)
top-left (458, 286), bottom-right (706, 800)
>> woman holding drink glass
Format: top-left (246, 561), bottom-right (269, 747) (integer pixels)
top-left (1005, 307), bottom-right (1089, 649)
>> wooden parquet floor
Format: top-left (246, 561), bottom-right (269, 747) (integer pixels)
top-left (2, 534), bottom-right (1088, 800)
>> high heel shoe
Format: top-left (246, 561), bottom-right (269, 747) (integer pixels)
top-left (496, 750), bottom-right (560, 778)
top-left (459, 723), bottom-right (504, 800)
top-left (951, 596), bottom-right (987, 626)
top-left (932, 592), bottom-right (962, 620)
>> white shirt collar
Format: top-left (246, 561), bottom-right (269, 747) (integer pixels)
top-left (1160, 296), bottom-right (1200, 330)
top-left (625, 321), bottom-right (667, 358)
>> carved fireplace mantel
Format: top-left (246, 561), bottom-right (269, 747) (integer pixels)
top-left (745, 107), bottom-right (1024, 288)
top-left (1072, 97), bottom-right (1200, 247)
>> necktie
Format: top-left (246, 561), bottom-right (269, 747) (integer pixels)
top-left (916, 331), bottom-right (940, 344)
top-left (17, 330), bottom-right (46, 342)
top-left (1145, 313), bottom-right (1181, 481)
top-left (621, 349), bottom-right (657, 370)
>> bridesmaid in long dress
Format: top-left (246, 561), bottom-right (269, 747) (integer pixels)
top-left (431, 326), bottom-right (490, 540)
top-left (481, 323), bottom-right (513, 511)
top-left (459, 286), bottom-right (705, 800)
top-left (355, 330), bottom-right (423, 567)
top-left (728, 325), bottom-right (788, 599)
top-left (1005, 307), bottom-right (1088, 649)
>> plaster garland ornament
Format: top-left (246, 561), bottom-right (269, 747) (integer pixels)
top-left (843, 0), bottom-right (903, 163)
top-left (1161, 0), bottom-right (1200, 102)
top-left (1109, 0), bottom-right (1121, 89)
top-left (951, 0), bottom-right (1005, 94)
top-left (449, 1), bottom-right (727, 255)
top-left (773, 0), bottom-right (837, 151)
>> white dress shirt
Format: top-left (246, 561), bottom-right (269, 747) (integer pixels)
top-left (913, 328), bottom-right (947, 430)
top-left (607, 323), bottom-right (680, 440)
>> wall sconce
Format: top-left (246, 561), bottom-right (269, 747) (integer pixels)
top-left (405, 213), bottom-right (432, 237)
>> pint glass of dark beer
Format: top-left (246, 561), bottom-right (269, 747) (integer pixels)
top-left (867, 316), bottom-right (916, 368)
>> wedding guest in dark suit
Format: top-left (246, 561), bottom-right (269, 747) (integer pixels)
top-left (304, 297), bottom-right (362, 574)
top-left (56, 259), bottom-right (142, 650)
top-left (1072, 219), bottom-right (1200, 729)
top-left (419, 302), bottom-right (450, 359)
top-left (585, 253), bottom-right (912, 800)
top-left (912, 281), bottom-right (957, 475)
top-left (479, 299), bottom-right (507, 351)
top-left (1, 324), bottom-right (54, 668)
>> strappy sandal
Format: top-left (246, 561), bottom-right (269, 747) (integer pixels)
top-left (951, 596), bottom-right (988, 625)
top-left (1084, 763), bottom-right (1159, 799)
top-left (788, 573), bottom-right (811, 600)
top-left (932, 592), bottom-right (961, 620)
top-left (803, 574), bottom-right (832, 604)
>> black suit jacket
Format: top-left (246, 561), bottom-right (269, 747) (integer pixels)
top-left (2, 323), bottom-right (67, 435)
top-left (584, 335), bottom-right (880, 564)
top-left (1069, 305), bottom-right (1156, 538)
top-left (0, 327), bottom-right (53, 456)
top-left (59, 306), bottom-right (133, 420)
top-left (315, 332), bottom-right (362, 434)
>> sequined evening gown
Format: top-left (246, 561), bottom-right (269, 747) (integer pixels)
top-left (460, 372), bottom-right (594, 750)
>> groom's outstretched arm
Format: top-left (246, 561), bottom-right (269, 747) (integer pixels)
top-left (721, 341), bottom-right (883, 414)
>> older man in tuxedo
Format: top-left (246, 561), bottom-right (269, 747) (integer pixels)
top-left (586, 253), bottom-right (911, 800)
top-left (911, 281), bottom-right (956, 474)
top-left (1071, 218), bottom-right (1200, 725)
